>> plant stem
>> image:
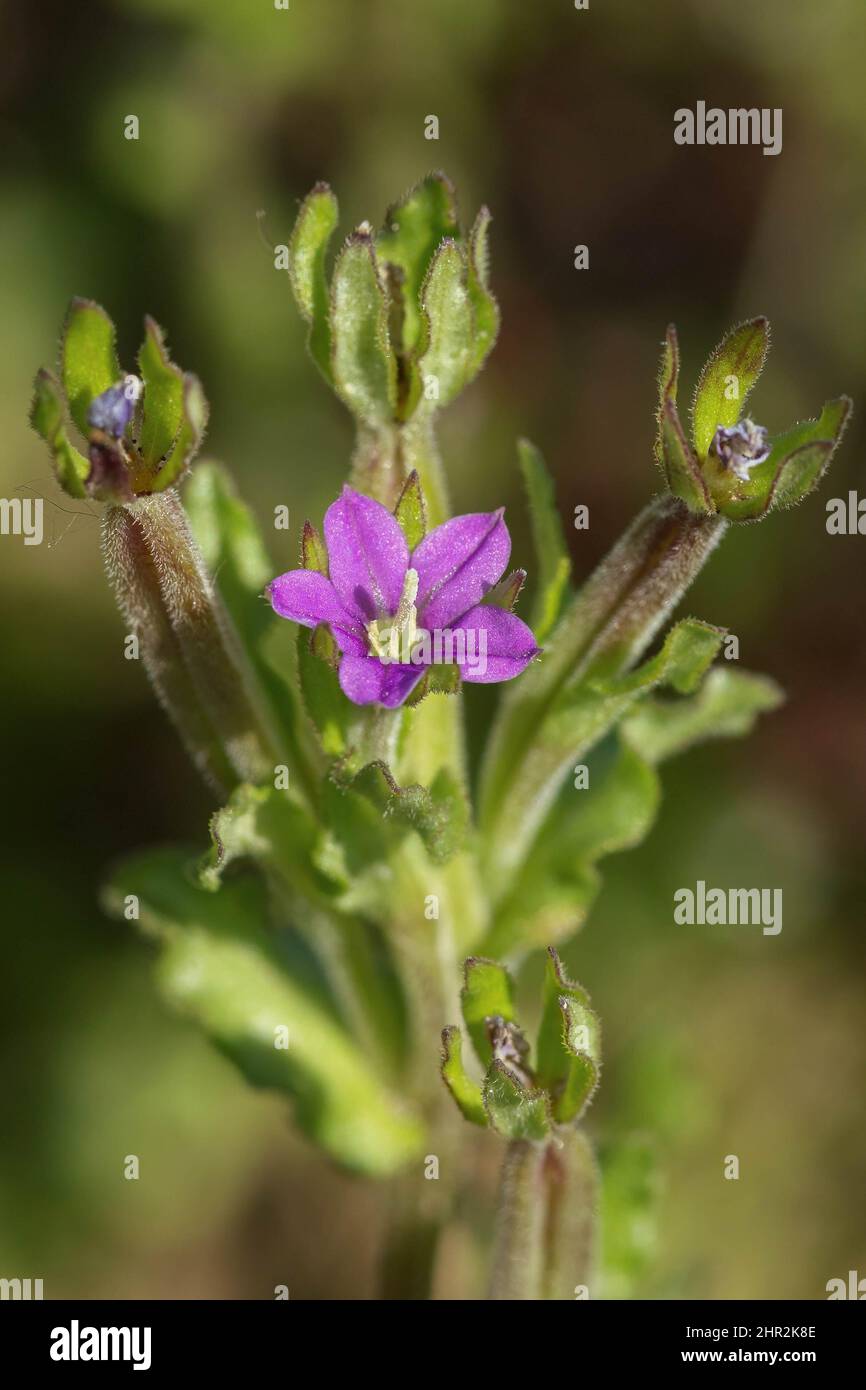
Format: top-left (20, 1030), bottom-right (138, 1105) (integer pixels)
top-left (488, 1140), bottom-right (546, 1299)
top-left (479, 496), bottom-right (726, 883)
top-left (103, 490), bottom-right (285, 790)
top-left (350, 414), bottom-right (450, 528)
top-left (489, 1131), bottom-right (599, 1300)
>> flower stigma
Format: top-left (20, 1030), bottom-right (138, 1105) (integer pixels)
top-left (365, 567), bottom-right (429, 665)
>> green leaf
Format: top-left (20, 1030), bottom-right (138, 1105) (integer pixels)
top-left (622, 667), bottom-right (783, 763)
top-left (440, 1025), bottom-right (487, 1126)
top-left (653, 323), bottom-right (680, 468)
top-left (315, 777), bottom-right (392, 892)
top-left (297, 627), bottom-right (355, 758)
top-left (596, 616), bottom-right (724, 697)
top-left (466, 204), bottom-right (500, 375)
top-left (287, 182), bottom-right (339, 381)
top-left (301, 519), bottom-right (329, 574)
top-left (137, 316), bottom-right (184, 470)
top-left (535, 946), bottom-right (592, 1087)
top-left (102, 847), bottom-right (423, 1177)
top-left (659, 399), bottom-right (713, 514)
top-left (555, 994), bottom-right (602, 1123)
top-left (183, 463), bottom-right (309, 777)
top-left (478, 496), bottom-right (725, 864)
top-left (534, 619), bottom-right (724, 787)
top-left (198, 782), bottom-right (407, 1077)
top-left (461, 956), bottom-right (516, 1067)
top-left (403, 662), bottom-right (461, 706)
top-left (30, 368), bottom-right (90, 498)
top-left (330, 232), bottom-right (396, 426)
top-left (770, 396), bottom-right (852, 511)
top-left (219, 768), bottom-right (408, 1077)
top-left (483, 868), bottom-right (601, 960)
top-left (691, 317), bottom-right (770, 459)
top-left (483, 1060), bottom-right (551, 1141)
top-left (483, 569), bottom-right (526, 613)
top-left (61, 298), bottom-right (122, 438)
top-left (518, 438), bottom-right (571, 641)
top-left (709, 396), bottom-right (851, 522)
top-left (484, 741), bottom-right (659, 959)
top-left (200, 781), bottom-right (328, 899)
top-left (181, 460), bottom-right (269, 593)
top-left (393, 469), bottom-right (427, 549)
top-left (351, 762), bottom-right (469, 866)
top-left (416, 239), bottom-right (474, 408)
top-left (562, 740), bottom-right (661, 861)
top-left (481, 602), bottom-right (724, 921)
top-left (376, 172), bottom-right (460, 355)
top-left (152, 372), bottom-right (208, 491)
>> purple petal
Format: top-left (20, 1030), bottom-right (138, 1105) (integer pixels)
top-left (267, 569), bottom-right (366, 655)
top-left (412, 510), bottom-right (511, 630)
top-left (448, 605), bottom-right (540, 684)
top-left (338, 656), bottom-right (424, 708)
top-left (324, 486), bottom-right (409, 624)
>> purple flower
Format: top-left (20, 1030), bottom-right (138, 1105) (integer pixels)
top-left (268, 486), bottom-right (540, 708)
top-left (87, 375), bottom-right (142, 439)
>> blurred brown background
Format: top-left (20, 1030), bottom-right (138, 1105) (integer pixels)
top-left (0, 0), bottom-right (864, 1298)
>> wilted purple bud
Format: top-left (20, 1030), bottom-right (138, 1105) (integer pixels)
top-left (88, 374), bottom-right (142, 438)
top-left (485, 1015), bottom-right (533, 1088)
top-left (87, 438), bottom-right (134, 503)
top-left (710, 418), bottom-right (770, 482)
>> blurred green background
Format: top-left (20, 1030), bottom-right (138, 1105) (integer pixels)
top-left (1, 0), bottom-right (865, 1299)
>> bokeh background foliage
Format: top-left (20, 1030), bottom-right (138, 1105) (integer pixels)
top-left (1, 0), bottom-right (865, 1297)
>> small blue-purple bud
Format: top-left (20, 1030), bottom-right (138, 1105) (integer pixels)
top-left (88, 375), bottom-right (142, 438)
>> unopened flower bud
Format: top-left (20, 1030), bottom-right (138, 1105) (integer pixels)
top-left (87, 375), bottom-right (142, 438)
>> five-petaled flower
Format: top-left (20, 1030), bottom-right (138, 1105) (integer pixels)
top-left (267, 486), bottom-right (540, 707)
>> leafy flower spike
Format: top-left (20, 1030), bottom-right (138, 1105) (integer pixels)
top-left (655, 317), bottom-right (851, 521)
top-left (30, 298), bottom-right (208, 504)
top-left (268, 481), bottom-right (539, 707)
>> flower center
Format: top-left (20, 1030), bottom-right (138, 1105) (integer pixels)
top-left (365, 568), bottom-right (429, 665)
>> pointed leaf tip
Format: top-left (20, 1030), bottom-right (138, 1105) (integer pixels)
top-left (518, 438), bottom-right (571, 641)
top-left (301, 519), bottom-right (329, 574)
top-left (416, 237), bottom-right (474, 409)
top-left (441, 1025), bottom-right (487, 1127)
top-left (151, 371), bottom-right (208, 492)
top-left (483, 1058), bottom-right (551, 1141)
top-left (330, 232), bottom-right (396, 426)
top-left (536, 946), bottom-right (592, 1089)
top-left (61, 298), bottom-right (122, 439)
top-left (660, 399), bottom-right (714, 515)
top-left (461, 956), bottom-right (516, 1068)
top-left (654, 323), bottom-right (680, 466)
top-left (376, 173), bottom-right (461, 358)
top-left (770, 395), bottom-right (852, 513)
top-left (692, 317), bottom-right (771, 460)
top-left (136, 316), bottom-right (185, 472)
top-left (31, 368), bottom-right (90, 498)
top-left (394, 469), bottom-right (427, 549)
top-left (287, 182), bottom-right (339, 382)
top-left (467, 204), bottom-right (500, 374)
top-left (715, 395), bottom-right (852, 522)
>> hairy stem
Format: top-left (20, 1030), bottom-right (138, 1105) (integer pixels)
top-left (480, 496), bottom-right (726, 882)
top-left (103, 490), bottom-right (286, 791)
top-left (350, 414), bottom-right (450, 529)
top-left (489, 1131), bottom-right (599, 1300)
